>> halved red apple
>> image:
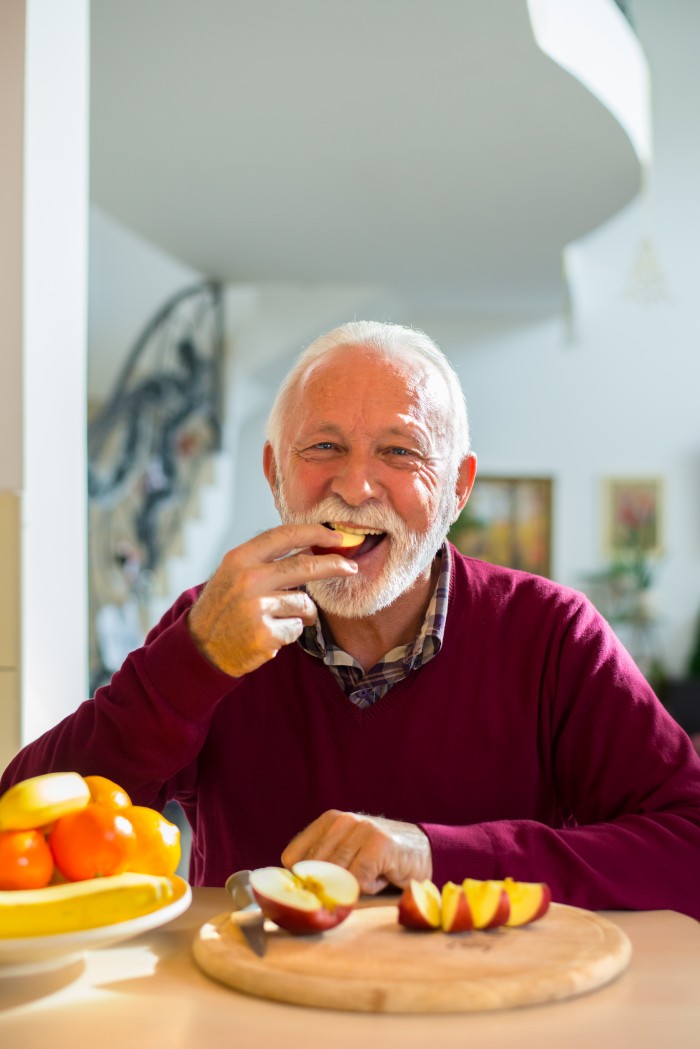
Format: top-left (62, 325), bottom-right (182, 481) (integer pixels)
top-left (462, 878), bottom-right (510, 930)
top-left (249, 860), bottom-right (359, 935)
top-left (499, 877), bottom-right (551, 927)
top-left (441, 881), bottom-right (474, 933)
top-left (397, 878), bottom-right (442, 930)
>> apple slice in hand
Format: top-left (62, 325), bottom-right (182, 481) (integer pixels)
top-left (463, 878), bottom-right (510, 930)
top-left (500, 878), bottom-right (551, 926)
top-left (249, 860), bottom-right (359, 935)
top-left (397, 878), bottom-right (442, 930)
top-left (311, 525), bottom-right (378, 557)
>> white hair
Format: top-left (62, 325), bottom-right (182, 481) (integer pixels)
top-left (265, 320), bottom-right (470, 469)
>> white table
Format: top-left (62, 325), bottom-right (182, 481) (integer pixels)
top-left (1, 888), bottom-right (699, 1049)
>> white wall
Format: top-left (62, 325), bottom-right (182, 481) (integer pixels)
top-left (88, 205), bottom-right (203, 401)
top-left (221, 1), bottom-right (700, 680)
top-left (87, 0), bottom-right (700, 684)
top-left (0, 0), bottom-right (91, 751)
top-left (22, 0), bottom-right (91, 743)
top-left (0, 0), bottom-right (25, 768)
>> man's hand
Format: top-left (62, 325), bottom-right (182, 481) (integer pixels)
top-left (281, 810), bottom-right (433, 894)
top-left (187, 524), bottom-right (358, 677)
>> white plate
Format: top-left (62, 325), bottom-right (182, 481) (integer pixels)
top-left (0, 875), bottom-right (192, 978)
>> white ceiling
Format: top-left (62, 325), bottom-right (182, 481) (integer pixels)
top-left (90, 0), bottom-right (643, 315)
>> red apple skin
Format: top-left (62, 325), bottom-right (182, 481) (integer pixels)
top-left (251, 889), bottom-right (354, 935)
top-left (442, 888), bottom-right (474, 934)
top-left (506, 883), bottom-right (552, 926)
top-left (397, 885), bottom-right (440, 930)
top-left (310, 535), bottom-right (365, 557)
top-left (310, 544), bottom-right (362, 557)
top-left (531, 884), bottom-right (552, 922)
top-left (482, 889), bottom-right (511, 930)
top-left (310, 526), bottom-right (369, 558)
top-left (464, 881), bottom-right (511, 930)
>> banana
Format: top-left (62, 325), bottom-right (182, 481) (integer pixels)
top-left (0, 772), bottom-right (91, 831)
top-left (0, 872), bottom-right (175, 938)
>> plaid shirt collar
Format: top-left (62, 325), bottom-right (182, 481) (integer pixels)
top-left (298, 542), bottom-right (452, 708)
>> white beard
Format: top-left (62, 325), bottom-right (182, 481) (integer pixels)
top-left (274, 483), bottom-right (457, 619)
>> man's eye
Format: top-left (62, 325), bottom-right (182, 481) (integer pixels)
top-left (386, 447), bottom-right (411, 456)
top-left (299, 442), bottom-right (339, 456)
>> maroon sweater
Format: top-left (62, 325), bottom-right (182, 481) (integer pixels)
top-left (3, 550), bottom-right (700, 917)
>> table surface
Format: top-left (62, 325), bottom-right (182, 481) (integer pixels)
top-left (1, 887), bottom-right (699, 1049)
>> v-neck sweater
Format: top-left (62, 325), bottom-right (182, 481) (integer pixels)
top-left (3, 548), bottom-right (700, 917)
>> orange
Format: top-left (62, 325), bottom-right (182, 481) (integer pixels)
top-left (125, 806), bottom-right (181, 877)
top-left (0, 829), bottom-right (54, 890)
top-left (49, 803), bottom-right (136, 881)
top-left (83, 775), bottom-right (132, 810)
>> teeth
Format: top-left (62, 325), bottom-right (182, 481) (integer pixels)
top-left (330, 524), bottom-right (383, 536)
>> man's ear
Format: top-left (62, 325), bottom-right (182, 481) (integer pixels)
top-left (452, 453), bottom-right (478, 522)
top-left (263, 441), bottom-right (278, 497)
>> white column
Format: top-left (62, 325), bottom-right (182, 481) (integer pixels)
top-left (0, 0), bottom-right (27, 769)
top-left (0, 0), bottom-right (90, 765)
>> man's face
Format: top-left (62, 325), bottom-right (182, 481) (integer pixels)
top-left (267, 345), bottom-right (461, 618)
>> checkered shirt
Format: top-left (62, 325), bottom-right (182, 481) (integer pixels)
top-left (298, 542), bottom-right (451, 709)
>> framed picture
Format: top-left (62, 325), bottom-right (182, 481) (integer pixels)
top-left (449, 476), bottom-right (553, 577)
top-left (603, 477), bottom-right (663, 557)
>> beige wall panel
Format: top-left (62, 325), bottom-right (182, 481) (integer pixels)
top-left (0, 491), bottom-right (20, 669)
top-left (0, 671), bottom-right (20, 771)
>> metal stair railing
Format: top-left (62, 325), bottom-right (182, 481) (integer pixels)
top-left (87, 280), bottom-right (224, 691)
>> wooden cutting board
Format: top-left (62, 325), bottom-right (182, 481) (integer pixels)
top-left (192, 902), bottom-right (631, 1013)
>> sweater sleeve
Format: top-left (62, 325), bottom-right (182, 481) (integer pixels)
top-left (420, 595), bottom-right (700, 919)
top-left (0, 587), bottom-right (239, 811)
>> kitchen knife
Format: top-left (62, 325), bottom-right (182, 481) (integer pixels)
top-left (225, 869), bottom-right (266, 957)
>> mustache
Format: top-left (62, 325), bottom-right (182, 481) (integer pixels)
top-left (276, 490), bottom-right (406, 535)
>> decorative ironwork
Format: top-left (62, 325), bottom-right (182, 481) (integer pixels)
top-left (88, 281), bottom-right (224, 690)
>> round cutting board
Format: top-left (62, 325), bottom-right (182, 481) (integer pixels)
top-left (192, 903), bottom-right (631, 1013)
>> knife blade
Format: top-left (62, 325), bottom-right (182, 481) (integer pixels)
top-left (225, 869), bottom-right (266, 957)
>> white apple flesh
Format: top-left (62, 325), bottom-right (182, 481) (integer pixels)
top-left (249, 860), bottom-right (359, 935)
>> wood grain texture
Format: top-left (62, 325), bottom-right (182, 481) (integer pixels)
top-left (192, 902), bottom-right (632, 1013)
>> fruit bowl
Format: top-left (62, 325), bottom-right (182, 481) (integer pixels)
top-left (0, 875), bottom-right (191, 978)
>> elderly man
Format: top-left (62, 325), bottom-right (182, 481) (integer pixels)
top-left (3, 321), bottom-right (700, 918)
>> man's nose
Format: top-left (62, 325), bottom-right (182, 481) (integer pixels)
top-left (330, 453), bottom-right (382, 506)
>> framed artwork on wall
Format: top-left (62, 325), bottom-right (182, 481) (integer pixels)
top-left (602, 477), bottom-right (663, 558)
top-left (448, 475), bottom-right (553, 577)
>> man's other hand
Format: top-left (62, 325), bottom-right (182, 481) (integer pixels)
top-left (187, 524), bottom-right (358, 677)
top-left (281, 810), bottom-right (433, 894)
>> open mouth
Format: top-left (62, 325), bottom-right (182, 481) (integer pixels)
top-left (320, 522), bottom-right (387, 558)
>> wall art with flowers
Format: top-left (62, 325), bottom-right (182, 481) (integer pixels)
top-left (603, 477), bottom-right (663, 559)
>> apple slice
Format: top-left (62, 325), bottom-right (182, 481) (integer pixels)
top-left (311, 525), bottom-right (381, 557)
top-left (463, 878), bottom-right (510, 930)
top-left (499, 877), bottom-right (552, 926)
top-left (249, 860), bottom-right (359, 935)
top-left (441, 881), bottom-right (474, 933)
top-left (397, 878), bottom-right (442, 930)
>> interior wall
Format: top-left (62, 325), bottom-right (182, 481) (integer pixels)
top-left (0, 0), bottom-right (25, 768)
top-left (88, 205), bottom-right (203, 402)
top-left (0, 0), bottom-right (92, 755)
top-left (225, 1), bottom-right (700, 680)
top-left (86, 0), bottom-right (700, 688)
top-left (22, 0), bottom-right (91, 745)
top-left (231, 250), bottom-right (699, 679)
